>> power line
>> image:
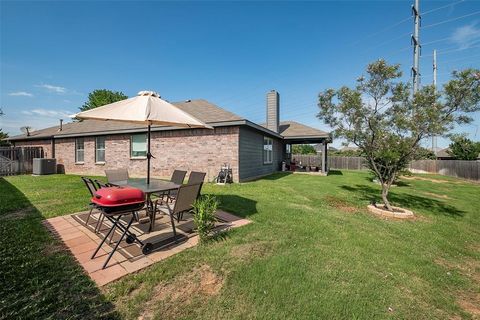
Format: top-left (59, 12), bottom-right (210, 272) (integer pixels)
top-left (422, 36), bottom-right (452, 46)
top-left (422, 0), bottom-right (465, 15)
top-left (423, 10), bottom-right (480, 29)
top-left (424, 44), bottom-right (480, 56)
top-left (352, 0), bottom-right (465, 47)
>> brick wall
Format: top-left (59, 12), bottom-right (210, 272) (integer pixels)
top-left (13, 139), bottom-right (53, 158)
top-left (52, 126), bottom-right (240, 182)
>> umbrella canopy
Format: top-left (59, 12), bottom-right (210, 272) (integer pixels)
top-left (73, 91), bottom-right (211, 128)
top-left (73, 91), bottom-right (213, 183)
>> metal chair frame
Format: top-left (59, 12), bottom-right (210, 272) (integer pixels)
top-left (91, 205), bottom-right (145, 269)
top-left (151, 183), bottom-right (203, 237)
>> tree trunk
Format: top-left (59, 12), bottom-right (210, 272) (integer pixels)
top-left (381, 183), bottom-right (393, 211)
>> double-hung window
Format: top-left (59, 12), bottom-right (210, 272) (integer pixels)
top-left (75, 138), bottom-right (84, 163)
top-left (263, 137), bottom-right (273, 164)
top-left (95, 136), bottom-right (106, 163)
top-left (131, 133), bottom-right (147, 158)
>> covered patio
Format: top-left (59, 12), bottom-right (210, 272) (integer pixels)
top-left (279, 121), bottom-right (331, 174)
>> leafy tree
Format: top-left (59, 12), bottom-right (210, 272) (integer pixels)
top-left (292, 144), bottom-right (317, 155)
top-left (317, 60), bottom-right (480, 211)
top-left (414, 147), bottom-right (436, 160)
top-left (447, 134), bottom-right (480, 160)
top-left (330, 149), bottom-right (364, 157)
top-left (0, 108), bottom-right (10, 146)
top-left (79, 89), bottom-right (128, 111)
top-left (0, 129), bottom-right (9, 146)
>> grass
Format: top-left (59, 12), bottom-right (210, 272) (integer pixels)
top-left (1, 171), bottom-right (479, 319)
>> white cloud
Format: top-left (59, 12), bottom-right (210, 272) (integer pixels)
top-left (8, 91), bottom-right (33, 97)
top-left (35, 83), bottom-right (67, 94)
top-left (450, 22), bottom-right (480, 49)
top-left (21, 108), bottom-right (73, 118)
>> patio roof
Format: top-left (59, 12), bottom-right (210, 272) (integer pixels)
top-left (261, 121), bottom-right (331, 144)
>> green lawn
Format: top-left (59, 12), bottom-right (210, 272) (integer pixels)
top-left (1, 171), bottom-right (479, 319)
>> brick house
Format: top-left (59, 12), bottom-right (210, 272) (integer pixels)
top-left (8, 91), bottom-right (331, 182)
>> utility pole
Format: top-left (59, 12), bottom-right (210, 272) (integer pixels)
top-left (412, 0), bottom-right (421, 94)
top-left (432, 49), bottom-right (437, 151)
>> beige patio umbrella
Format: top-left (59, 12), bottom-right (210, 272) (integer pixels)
top-left (73, 91), bottom-right (213, 184)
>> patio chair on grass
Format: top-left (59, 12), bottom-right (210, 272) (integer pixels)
top-left (151, 183), bottom-right (203, 235)
top-left (105, 168), bottom-right (129, 184)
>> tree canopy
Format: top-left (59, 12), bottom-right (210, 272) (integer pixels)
top-left (448, 134), bottom-right (480, 160)
top-left (317, 60), bottom-right (480, 211)
top-left (0, 108), bottom-right (10, 146)
top-left (292, 144), bottom-right (317, 155)
top-left (80, 89), bottom-right (128, 111)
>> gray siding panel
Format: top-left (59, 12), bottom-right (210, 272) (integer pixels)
top-left (239, 127), bottom-right (284, 181)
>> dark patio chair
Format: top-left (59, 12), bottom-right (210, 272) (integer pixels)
top-left (162, 170), bottom-right (187, 202)
top-left (81, 177), bottom-right (100, 229)
top-left (94, 179), bottom-right (143, 241)
top-left (171, 169), bottom-right (187, 185)
top-left (187, 171), bottom-right (206, 185)
top-left (187, 171), bottom-right (206, 201)
top-left (105, 168), bottom-right (129, 184)
top-left (94, 179), bottom-right (114, 188)
top-left (151, 183), bottom-right (203, 235)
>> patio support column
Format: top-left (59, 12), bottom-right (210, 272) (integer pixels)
top-left (321, 141), bottom-right (328, 173)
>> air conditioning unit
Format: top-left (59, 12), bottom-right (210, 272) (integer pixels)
top-left (33, 158), bottom-right (57, 175)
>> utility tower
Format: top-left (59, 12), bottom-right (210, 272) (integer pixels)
top-left (411, 0), bottom-right (421, 94)
top-left (432, 49), bottom-right (437, 151)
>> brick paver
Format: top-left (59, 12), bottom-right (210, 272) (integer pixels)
top-left (44, 210), bottom-right (251, 286)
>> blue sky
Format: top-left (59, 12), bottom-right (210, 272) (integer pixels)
top-left (1, 0), bottom-right (479, 148)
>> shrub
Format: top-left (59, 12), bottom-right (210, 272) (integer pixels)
top-left (193, 195), bottom-right (219, 243)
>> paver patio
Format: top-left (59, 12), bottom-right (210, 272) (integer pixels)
top-left (43, 209), bottom-right (250, 286)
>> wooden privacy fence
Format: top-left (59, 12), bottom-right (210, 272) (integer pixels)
top-left (293, 155), bottom-right (480, 182)
top-left (291, 154), bottom-right (323, 167)
top-left (0, 147), bottom-right (44, 176)
top-left (329, 156), bottom-right (367, 170)
top-left (409, 160), bottom-right (480, 182)
top-left (292, 155), bottom-right (367, 170)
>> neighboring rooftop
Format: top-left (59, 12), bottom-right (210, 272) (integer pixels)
top-left (339, 146), bottom-right (359, 152)
top-left (314, 144), bottom-right (338, 152)
top-left (435, 148), bottom-right (452, 158)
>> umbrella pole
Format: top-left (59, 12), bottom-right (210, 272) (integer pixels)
top-left (147, 124), bottom-right (151, 185)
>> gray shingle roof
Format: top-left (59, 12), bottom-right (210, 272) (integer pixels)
top-left (8, 99), bottom-right (244, 141)
top-left (261, 121), bottom-right (329, 138)
top-left (8, 100), bottom-right (330, 141)
top-left (435, 148), bottom-right (453, 158)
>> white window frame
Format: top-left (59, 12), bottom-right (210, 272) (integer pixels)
top-left (263, 137), bottom-right (273, 164)
top-left (75, 138), bottom-right (84, 163)
top-left (95, 136), bottom-right (106, 163)
top-left (130, 133), bottom-right (147, 159)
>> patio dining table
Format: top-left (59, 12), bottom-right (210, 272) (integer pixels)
top-left (110, 178), bottom-right (181, 231)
